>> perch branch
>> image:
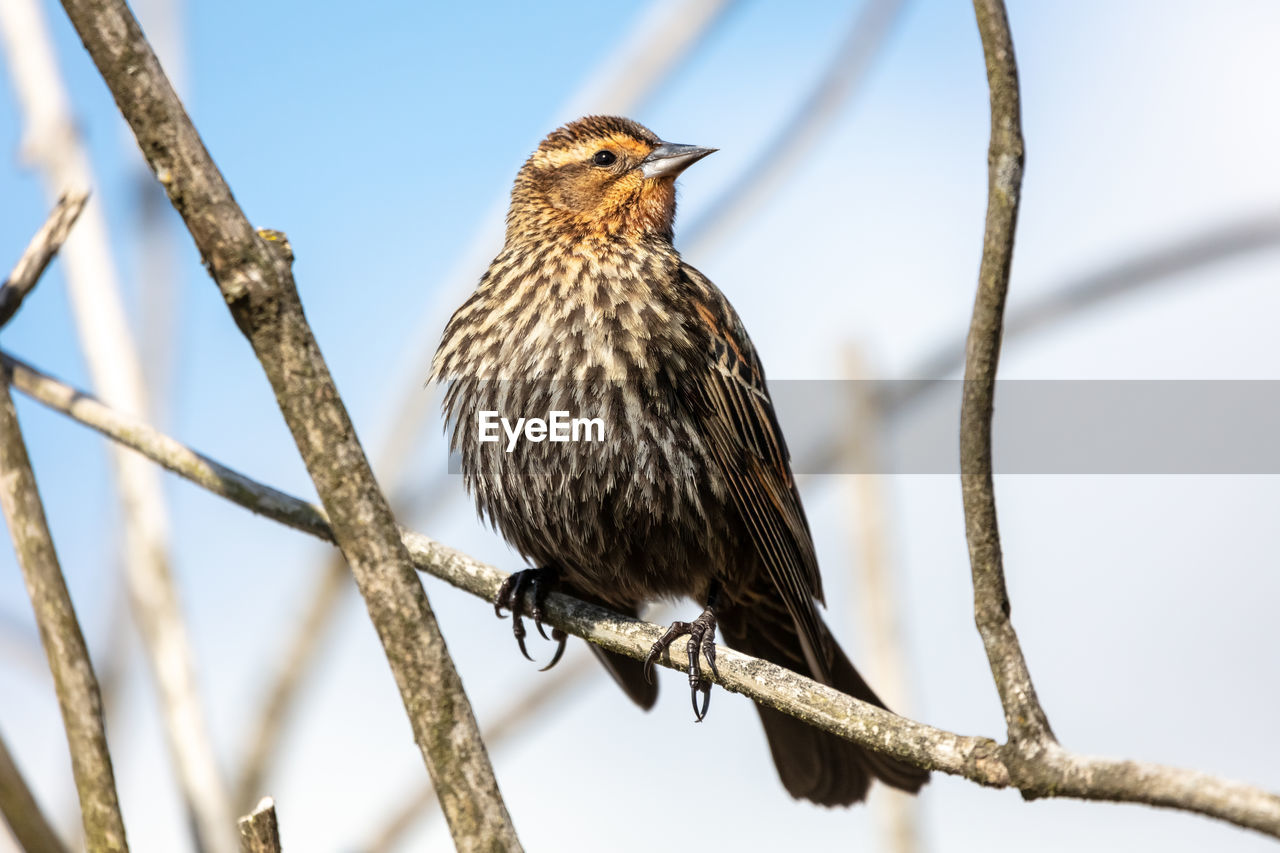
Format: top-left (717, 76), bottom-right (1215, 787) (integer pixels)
top-left (56, 1), bottom-right (520, 848)
top-left (11, 353), bottom-right (1280, 837)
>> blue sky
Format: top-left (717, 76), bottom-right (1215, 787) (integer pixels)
top-left (3, 1), bottom-right (1280, 851)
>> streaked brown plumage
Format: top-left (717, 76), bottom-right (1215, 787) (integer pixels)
top-left (431, 115), bottom-right (928, 805)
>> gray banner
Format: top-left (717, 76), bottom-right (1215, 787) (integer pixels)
top-left (443, 380), bottom-right (1280, 475)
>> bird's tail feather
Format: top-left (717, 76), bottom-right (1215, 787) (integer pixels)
top-left (719, 598), bottom-right (929, 805)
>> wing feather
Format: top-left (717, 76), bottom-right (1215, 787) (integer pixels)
top-left (679, 267), bottom-right (832, 680)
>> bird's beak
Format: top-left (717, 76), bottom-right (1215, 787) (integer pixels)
top-left (640, 142), bottom-right (717, 179)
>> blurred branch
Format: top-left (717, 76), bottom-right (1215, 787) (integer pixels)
top-left (0, 191), bottom-right (88, 328)
top-left (682, 0), bottom-right (907, 253)
top-left (842, 348), bottom-right (923, 853)
top-left (15, 355), bottom-right (1280, 839)
top-left (0, 2), bottom-right (235, 849)
top-left (362, 653), bottom-right (593, 853)
top-left (899, 207), bottom-right (1280, 393)
top-left (55, 1), bottom-right (522, 848)
top-left (791, 208), bottom-right (1280, 480)
top-left (0, 609), bottom-right (47, 680)
top-left (232, 556), bottom-right (347, 810)
top-left (230, 0), bottom-right (743, 813)
top-left (130, 0), bottom-right (187, 421)
top-left (0, 379), bottom-right (127, 853)
top-left (558, 0), bottom-right (740, 120)
top-left (0, 726), bottom-right (70, 853)
top-left (236, 798), bottom-right (281, 853)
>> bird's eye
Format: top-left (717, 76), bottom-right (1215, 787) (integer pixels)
top-left (592, 150), bottom-right (617, 167)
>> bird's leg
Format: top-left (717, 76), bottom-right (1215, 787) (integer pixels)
top-left (644, 583), bottom-right (722, 721)
top-left (494, 566), bottom-right (567, 671)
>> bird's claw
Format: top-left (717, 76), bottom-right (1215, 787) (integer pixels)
top-left (644, 606), bottom-right (719, 722)
top-left (494, 567), bottom-right (566, 668)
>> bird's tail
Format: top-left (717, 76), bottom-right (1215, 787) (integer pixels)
top-left (718, 597), bottom-right (929, 806)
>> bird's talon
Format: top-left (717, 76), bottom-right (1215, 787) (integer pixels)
top-left (532, 605), bottom-right (550, 642)
top-left (703, 633), bottom-right (720, 682)
top-left (646, 605), bottom-right (719, 721)
top-left (494, 566), bottom-right (561, 667)
top-left (693, 682), bottom-right (711, 722)
top-left (539, 628), bottom-right (567, 671)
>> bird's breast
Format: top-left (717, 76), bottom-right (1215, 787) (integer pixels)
top-left (435, 243), bottom-right (728, 595)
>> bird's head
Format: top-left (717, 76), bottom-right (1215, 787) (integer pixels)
top-left (508, 115), bottom-right (716, 243)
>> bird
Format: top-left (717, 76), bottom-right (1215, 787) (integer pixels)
top-left (430, 115), bottom-right (928, 805)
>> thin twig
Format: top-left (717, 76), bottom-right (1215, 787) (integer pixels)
top-left (0, 725), bottom-right (71, 853)
top-left (961, 0), bottom-right (1053, 757)
top-left (236, 797), bottom-right (281, 853)
top-left (0, 191), bottom-right (88, 328)
top-left (0, 354), bottom-right (330, 540)
top-left (56, 2), bottom-right (521, 848)
top-left (13, 354), bottom-right (1280, 838)
top-left (0, 380), bottom-right (128, 853)
top-left (0, 3), bottom-right (236, 848)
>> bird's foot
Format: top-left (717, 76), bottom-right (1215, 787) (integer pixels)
top-left (644, 606), bottom-right (719, 722)
top-left (494, 566), bottom-right (567, 671)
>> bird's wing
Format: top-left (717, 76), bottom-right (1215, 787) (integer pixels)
top-left (678, 265), bottom-right (832, 680)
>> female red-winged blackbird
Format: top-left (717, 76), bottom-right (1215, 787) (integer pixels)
top-left (431, 115), bottom-right (928, 805)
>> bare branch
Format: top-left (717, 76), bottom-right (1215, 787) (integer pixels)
top-left (0, 380), bottom-right (127, 853)
top-left (950, 6), bottom-right (1280, 832)
top-left (0, 726), bottom-right (71, 853)
top-left (0, 2), bottom-right (235, 848)
top-left (55, 2), bottom-right (521, 848)
top-left (236, 797), bottom-right (281, 853)
top-left (0, 191), bottom-right (88, 328)
top-left (962, 0), bottom-right (1053, 755)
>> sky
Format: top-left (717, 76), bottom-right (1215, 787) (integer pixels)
top-left (2, 0), bottom-right (1280, 851)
